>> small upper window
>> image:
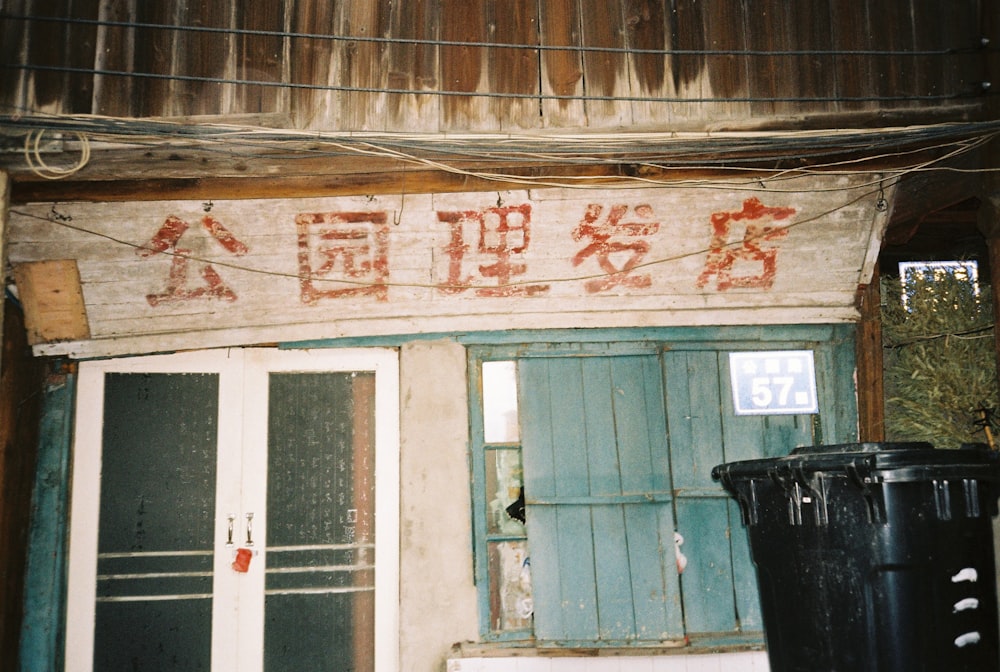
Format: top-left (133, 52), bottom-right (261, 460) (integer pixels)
top-left (898, 260), bottom-right (979, 312)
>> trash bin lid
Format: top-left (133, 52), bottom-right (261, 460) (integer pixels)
top-left (712, 442), bottom-right (999, 485)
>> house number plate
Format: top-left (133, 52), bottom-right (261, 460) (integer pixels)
top-left (728, 350), bottom-right (818, 416)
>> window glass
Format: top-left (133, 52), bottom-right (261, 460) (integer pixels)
top-left (482, 361), bottom-right (519, 443)
top-left (898, 260), bottom-right (979, 311)
top-left (487, 541), bottom-right (533, 632)
top-left (485, 449), bottom-right (525, 537)
top-left (469, 339), bottom-right (835, 646)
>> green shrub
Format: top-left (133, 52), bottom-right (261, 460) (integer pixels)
top-left (882, 269), bottom-right (997, 448)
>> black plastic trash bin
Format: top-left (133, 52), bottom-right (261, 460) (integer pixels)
top-left (712, 442), bottom-right (1000, 672)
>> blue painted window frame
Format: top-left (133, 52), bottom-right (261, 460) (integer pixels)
top-left (466, 326), bottom-right (858, 646)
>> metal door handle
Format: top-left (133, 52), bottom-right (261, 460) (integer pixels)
top-left (245, 512), bottom-right (255, 546)
top-left (226, 514), bottom-right (235, 546)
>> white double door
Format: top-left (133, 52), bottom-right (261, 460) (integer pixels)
top-left (65, 348), bottom-right (399, 672)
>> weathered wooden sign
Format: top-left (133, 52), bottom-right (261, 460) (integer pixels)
top-left (7, 175), bottom-right (890, 357)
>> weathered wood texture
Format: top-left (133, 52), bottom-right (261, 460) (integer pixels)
top-left (11, 260), bottom-right (90, 345)
top-left (0, 299), bottom-right (45, 672)
top-left (0, 1), bottom-right (989, 133)
top-left (7, 175), bottom-right (890, 357)
top-left (855, 264), bottom-right (884, 442)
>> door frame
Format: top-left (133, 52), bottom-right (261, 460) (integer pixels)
top-left (65, 347), bottom-right (400, 672)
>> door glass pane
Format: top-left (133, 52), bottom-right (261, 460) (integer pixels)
top-left (264, 372), bottom-right (376, 672)
top-left (94, 373), bottom-right (218, 671)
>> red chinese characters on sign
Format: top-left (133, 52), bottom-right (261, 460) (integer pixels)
top-left (138, 215), bottom-right (249, 306)
top-left (572, 203), bottom-right (660, 293)
top-left (435, 204), bottom-right (549, 297)
top-left (696, 197), bottom-right (795, 291)
top-left (296, 211), bottom-right (390, 304)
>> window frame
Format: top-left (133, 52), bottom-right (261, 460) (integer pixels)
top-left (467, 332), bottom-right (856, 647)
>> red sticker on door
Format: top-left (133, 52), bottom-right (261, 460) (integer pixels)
top-left (232, 548), bottom-right (253, 573)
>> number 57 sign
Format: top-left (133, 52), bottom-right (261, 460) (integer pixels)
top-left (728, 351), bottom-right (818, 416)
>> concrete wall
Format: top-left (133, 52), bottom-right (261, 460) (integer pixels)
top-left (399, 339), bottom-right (480, 671)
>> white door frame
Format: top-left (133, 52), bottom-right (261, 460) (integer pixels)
top-left (65, 347), bottom-right (400, 672)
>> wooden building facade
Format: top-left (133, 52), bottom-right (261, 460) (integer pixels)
top-left (1, 2), bottom-right (999, 671)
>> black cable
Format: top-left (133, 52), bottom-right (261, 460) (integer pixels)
top-left (0, 12), bottom-right (991, 57)
top-left (2, 62), bottom-right (984, 104)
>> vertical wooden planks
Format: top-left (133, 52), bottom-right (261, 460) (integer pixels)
top-left (520, 358), bottom-right (598, 642)
top-left (289, 0), bottom-right (337, 128)
top-left (439, 0), bottom-right (492, 131)
top-left (543, 359), bottom-right (597, 641)
top-left (65, 0), bottom-right (101, 113)
top-left (717, 345), bottom-right (824, 459)
top-left (869, 0), bottom-right (913, 110)
top-left (24, 1), bottom-right (72, 111)
top-left (172, 2), bottom-right (232, 117)
top-left (581, 0), bottom-right (631, 127)
top-left (663, 351), bottom-right (724, 492)
top-left (583, 359), bottom-right (636, 641)
top-left (662, 350), bottom-right (738, 634)
top-left (487, 0), bottom-right (541, 131)
top-left (667, 0), bottom-right (713, 126)
top-left (385, 0), bottom-right (441, 132)
top-left (517, 358), bottom-right (561, 638)
top-left (743, 0), bottom-right (795, 119)
top-left (131, 3), bottom-right (177, 116)
top-left (785, 0), bottom-right (835, 116)
top-left (336, 0), bottom-right (392, 131)
top-left (522, 355), bottom-right (682, 643)
top-left (93, 0), bottom-right (137, 116)
top-left (538, 0), bottom-right (587, 128)
top-left (0, 0), bottom-right (991, 132)
top-left (830, 1), bottom-right (877, 113)
top-left (674, 497), bottom-right (737, 632)
top-left (623, 0), bottom-right (668, 127)
top-left (233, 1), bottom-right (287, 117)
top-left (726, 498), bottom-right (763, 629)
top-left (933, 0), bottom-right (981, 102)
top-left (615, 356), bottom-right (683, 640)
top-left (0, 1), bottom-right (30, 113)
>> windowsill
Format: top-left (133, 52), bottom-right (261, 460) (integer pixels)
top-left (451, 633), bottom-right (766, 658)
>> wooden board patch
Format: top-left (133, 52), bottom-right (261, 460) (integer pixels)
top-left (12, 260), bottom-right (91, 345)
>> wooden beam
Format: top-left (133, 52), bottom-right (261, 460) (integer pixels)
top-left (1, 170), bottom-right (7, 372)
top-left (5, 125), bottom-right (977, 204)
top-left (9, 164), bottom-right (640, 203)
top-left (979, 146), bottom-right (1000, 397)
top-left (884, 147), bottom-right (983, 242)
top-left (855, 264), bottom-right (884, 442)
top-left (18, 364), bottom-right (75, 672)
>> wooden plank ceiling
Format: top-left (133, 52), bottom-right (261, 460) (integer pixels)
top-left (0, 0), bottom-right (989, 134)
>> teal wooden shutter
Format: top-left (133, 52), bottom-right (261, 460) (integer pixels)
top-left (662, 349), bottom-right (813, 635)
top-left (519, 355), bottom-right (684, 644)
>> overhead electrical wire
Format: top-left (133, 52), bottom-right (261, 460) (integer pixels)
top-left (5, 110), bottom-right (999, 190)
top-left (7, 109), bottom-right (1000, 187)
top-left (7, 182), bottom-right (888, 293)
top-left (3, 62), bottom-right (986, 104)
top-left (4, 135), bottom-right (989, 293)
top-left (1, 12), bottom-right (993, 57)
